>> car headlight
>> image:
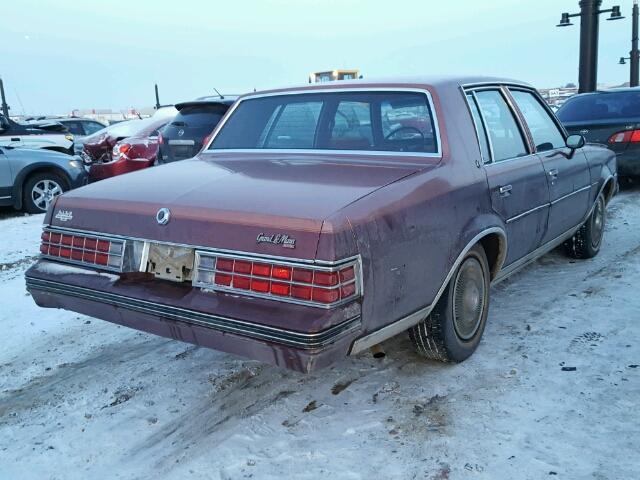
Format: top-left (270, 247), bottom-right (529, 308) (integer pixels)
top-left (69, 159), bottom-right (84, 169)
top-left (65, 134), bottom-right (74, 142)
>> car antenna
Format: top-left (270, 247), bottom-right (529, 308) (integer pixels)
top-left (213, 88), bottom-right (224, 99)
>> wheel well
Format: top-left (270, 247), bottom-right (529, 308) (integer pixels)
top-left (15, 167), bottom-right (71, 209)
top-left (478, 233), bottom-right (506, 280)
top-left (602, 178), bottom-right (616, 204)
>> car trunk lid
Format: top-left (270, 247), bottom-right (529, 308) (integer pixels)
top-left (50, 153), bottom-right (427, 260)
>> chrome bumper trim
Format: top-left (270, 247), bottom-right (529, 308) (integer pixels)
top-left (25, 276), bottom-right (361, 349)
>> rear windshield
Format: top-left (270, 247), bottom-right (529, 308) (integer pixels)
top-left (209, 91), bottom-right (438, 154)
top-left (171, 106), bottom-right (227, 127)
top-left (557, 90), bottom-right (640, 122)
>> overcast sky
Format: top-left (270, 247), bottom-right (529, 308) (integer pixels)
top-left (0, 0), bottom-right (631, 115)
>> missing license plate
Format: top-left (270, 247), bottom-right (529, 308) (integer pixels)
top-left (146, 244), bottom-right (195, 282)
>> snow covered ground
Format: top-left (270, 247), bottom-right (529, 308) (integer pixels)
top-left (0, 188), bottom-right (639, 480)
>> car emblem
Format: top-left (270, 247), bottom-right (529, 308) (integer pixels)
top-left (177, 129), bottom-right (185, 137)
top-left (256, 233), bottom-right (296, 249)
top-left (156, 208), bottom-right (171, 225)
top-left (580, 129), bottom-right (589, 135)
top-left (54, 210), bottom-right (73, 222)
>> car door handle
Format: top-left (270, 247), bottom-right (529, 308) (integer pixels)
top-left (548, 169), bottom-right (559, 179)
top-left (10, 137), bottom-right (20, 142)
top-left (498, 185), bottom-right (512, 197)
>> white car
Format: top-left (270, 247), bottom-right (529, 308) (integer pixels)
top-left (0, 114), bottom-right (74, 155)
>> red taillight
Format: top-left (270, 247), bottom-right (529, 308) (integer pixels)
top-left (39, 230), bottom-right (124, 271)
top-left (195, 254), bottom-right (360, 307)
top-left (608, 129), bottom-right (640, 144)
top-left (119, 143), bottom-right (131, 154)
top-left (272, 266), bottom-right (292, 280)
top-left (201, 132), bottom-right (213, 150)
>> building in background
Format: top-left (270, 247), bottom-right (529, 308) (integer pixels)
top-left (309, 69), bottom-right (361, 83)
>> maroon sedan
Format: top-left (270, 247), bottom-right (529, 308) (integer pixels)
top-left (82, 117), bottom-right (169, 181)
top-left (26, 76), bottom-right (617, 372)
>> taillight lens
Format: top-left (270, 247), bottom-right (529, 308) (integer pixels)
top-left (201, 132), bottom-right (213, 151)
top-left (112, 143), bottom-right (131, 160)
top-left (40, 230), bottom-right (124, 271)
top-left (608, 129), bottom-right (640, 144)
top-left (194, 253), bottom-right (360, 307)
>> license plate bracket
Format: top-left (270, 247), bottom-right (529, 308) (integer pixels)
top-left (146, 244), bottom-right (195, 283)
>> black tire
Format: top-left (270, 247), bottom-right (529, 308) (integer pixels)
top-left (22, 172), bottom-right (68, 214)
top-left (409, 244), bottom-right (491, 362)
top-left (563, 193), bottom-right (606, 259)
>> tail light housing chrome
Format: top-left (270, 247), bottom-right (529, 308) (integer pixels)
top-left (39, 230), bottom-right (125, 271)
top-left (193, 252), bottom-right (362, 308)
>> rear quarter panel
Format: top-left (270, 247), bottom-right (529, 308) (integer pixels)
top-left (319, 82), bottom-right (505, 337)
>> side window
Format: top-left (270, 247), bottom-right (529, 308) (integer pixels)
top-left (466, 93), bottom-right (491, 162)
top-left (63, 121), bottom-right (84, 135)
top-left (510, 90), bottom-right (565, 152)
top-left (328, 101), bottom-right (373, 149)
top-left (263, 101), bottom-right (322, 148)
top-left (475, 90), bottom-right (528, 162)
top-left (83, 122), bottom-right (105, 135)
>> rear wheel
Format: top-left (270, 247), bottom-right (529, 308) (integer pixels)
top-left (22, 172), bottom-right (67, 213)
top-left (563, 193), bottom-right (605, 259)
top-left (409, 244), bottom-right (490, 362)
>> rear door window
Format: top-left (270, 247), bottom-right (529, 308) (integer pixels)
top-left (510, 90), bottom-right (565, 151)
top-left (474, 90), bottom-right (528, 162)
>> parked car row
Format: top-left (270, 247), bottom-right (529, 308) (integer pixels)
top-left (556, 86), bottom-right (640, 182)
top-left (26, 75), bottom-right (617, 373)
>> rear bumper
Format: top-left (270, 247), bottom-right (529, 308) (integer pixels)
top-left (616, 150), bottom-right (640, 177)
top-left (25, 261), bottom-right (362, 372)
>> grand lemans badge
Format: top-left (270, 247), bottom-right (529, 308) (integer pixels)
top-left (54, 210), bottom-right (73, 222)
top-left (256, 233), bottom-right (296, 249)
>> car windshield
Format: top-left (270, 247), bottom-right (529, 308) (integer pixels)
top-left (209, 91), bottom-right (438, 154)
top-left (557, 90), bottom-right (640, 123)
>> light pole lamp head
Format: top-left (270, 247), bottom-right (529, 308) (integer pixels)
top-left (557, 12), bottom-right (573, 27)
top-left (607, 6), bottom-right (624, 20)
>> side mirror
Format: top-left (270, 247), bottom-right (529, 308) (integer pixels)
top-left (566, 134), bottom-right (585, 150)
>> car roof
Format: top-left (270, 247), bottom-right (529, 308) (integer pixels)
top-left (570, 86), bottom-right (640, 97)
top-left (242, 75), bottom-right (533, 98)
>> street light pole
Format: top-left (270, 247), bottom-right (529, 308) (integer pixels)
top-left (0, 77), bottom-right (9, 117)
top-left (631, 0), bottom-right (639, 87)
top-left (578, 0), bottom-right (602, 93)
top-left (557, 2), bottom-right (624, 93)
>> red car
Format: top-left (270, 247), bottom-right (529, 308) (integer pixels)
top-left (82, 117), bottom-right (170, 181)
top-left (26, 77), bottom-right (616, 372)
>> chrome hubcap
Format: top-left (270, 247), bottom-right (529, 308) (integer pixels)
top-left (32, 179), bottom-right (63, 212)
top-left (591, 197), bottom-right (605, 249)
top-left (452, 257), bottom-right (486, 341)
